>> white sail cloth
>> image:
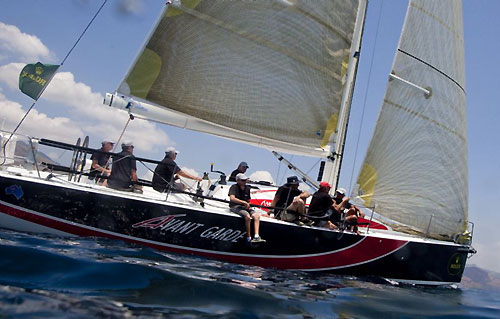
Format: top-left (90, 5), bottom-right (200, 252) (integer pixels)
top-left (356, 0), bottom-right (467, 239)
top-left (117, 0), bottom-right (362, 157)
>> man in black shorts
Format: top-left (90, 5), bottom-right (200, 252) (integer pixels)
top-left (228, 173), bottom-right (265, 243)
top-left (108, 142), bottom-right (140, 192)
top-left (88, 140), bottom-right (113, 184)
top-left (308, 181), bottom-right (337, 230)
top-left (152, 147), bottom-right (201, 192)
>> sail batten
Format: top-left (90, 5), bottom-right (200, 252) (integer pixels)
top-left (118, 0), bottom-right (363, 156)
top-left (356, 0), bottom-right (467, 239)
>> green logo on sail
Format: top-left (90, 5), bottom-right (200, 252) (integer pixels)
top-left (19, 62), bottom-right (59, 100)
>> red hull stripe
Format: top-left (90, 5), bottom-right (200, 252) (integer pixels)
top-left (0, 202), bottom-right (408, 270)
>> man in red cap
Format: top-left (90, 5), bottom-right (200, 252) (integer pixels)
top-left (308, 181), bottom-right (338, 230)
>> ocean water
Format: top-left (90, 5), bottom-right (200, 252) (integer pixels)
top-left (0, 229), bottom-right (499, 319)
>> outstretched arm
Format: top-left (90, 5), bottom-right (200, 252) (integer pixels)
top-left (178, 169), bottom-right (202, 182)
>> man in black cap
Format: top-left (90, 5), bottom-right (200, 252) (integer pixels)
top-left (88, 140), bottom-right (113, 184)
top-left (271, 176), bottom-right (310, 224)
top-left (107, 141), bottom-right (140, 192)
top-left (152, 146), bottom-right (202, 192)
top-left (228, 161), bottom-right (249, 182)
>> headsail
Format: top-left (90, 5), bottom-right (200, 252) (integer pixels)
top-left (356, 0), bottom-right (467, 239)
top-left (117, 0), bottom-right (363, 157)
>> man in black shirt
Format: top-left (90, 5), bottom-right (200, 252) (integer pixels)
top-left (108, 142), bottom-right (139, 191)
top-left (308, 181), bottom-right (337, 230)
top-left (333, 188), bottom-right (365, 233)
top-left (88, 140), bottom-right (113, 184)
top-left (152, 147), bottom-right (202, 192)
top-left (228, 173), bottom-right (265, 243)
top-left (271, 176), bottom-right (310, 223)
top-left (228, 161), bottom-right (249, 182)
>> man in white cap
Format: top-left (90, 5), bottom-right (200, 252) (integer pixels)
top-left (108, 141), bottom-right (140, 192)
top-left (333, 188), bottom-right (365, 233)
top-left (89, 140), bottom-right (114, 184)
top-left (228, 173), bottom-right (265, 243)
top-left (228, 161), bottom-right (249, 182)
top-left (152, 146), bottom-right (202, 192)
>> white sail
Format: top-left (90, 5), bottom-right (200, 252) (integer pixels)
top-left (117, 0), bottom-right (363, 157)
top-left (356, 0), bottom-right (467, 239)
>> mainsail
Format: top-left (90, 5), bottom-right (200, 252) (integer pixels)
top-left (356, 0), bottom-right (467, 239)
top-left (117, 0), bottom-right (363, 157)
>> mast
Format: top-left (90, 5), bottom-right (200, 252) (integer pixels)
top-left (322, 0), bottom-right (368, 192)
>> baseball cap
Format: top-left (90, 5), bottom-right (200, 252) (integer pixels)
top-left (165, 146), bottom-right (179, 155)
top-left (319, 181), bottom-right (332, 188)
top-left (101, 140), bottom-right (114, 145)
top-left (336, 188), bottom-right (347, 195)
top-left (121, 141), bottom-right (133, 148)
top-left (239, 161), bottom-right (249, 168)
top-left (236, 173), bottom-right (249, 181)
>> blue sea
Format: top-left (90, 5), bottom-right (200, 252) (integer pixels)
top-left (0, 229), bottom-right (499, 319)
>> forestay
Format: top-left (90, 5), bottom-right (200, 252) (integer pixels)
top-left (356, 0), bottom-right (467, 239)
top-left (117, 0), bottom-right (361, 157)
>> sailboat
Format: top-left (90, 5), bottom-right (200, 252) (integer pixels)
top-left (0, 0), bottom-right (475, 285)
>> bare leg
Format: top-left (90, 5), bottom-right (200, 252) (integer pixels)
top-left (287, 197), bottom-right (305, 215)
top-left (244, 214), bottom-right (252, 238)
top-left (253, 213), bottom-right (260, 237)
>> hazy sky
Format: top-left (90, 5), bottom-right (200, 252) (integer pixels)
top-left (0, 0), bottom-right (498, 272)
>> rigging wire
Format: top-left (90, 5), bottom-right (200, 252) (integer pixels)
top-left (1, 0), bottom-right (109, 165)
top-left (276, 156), bottom-right (282, 186)
top-left (305, 158), bottom-right (322, 176)
top-left (279, 155), bottom-right (294, 185)
top-left (348, 0), bottom-right (384, 193)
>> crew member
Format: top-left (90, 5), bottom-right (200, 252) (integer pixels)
top-left (107, 142), bottom-right (140, 192)
top-left (88, 140), bottom-right (113, 184)
top-left (228, 173), bottom-right (265, 243)
top-left (152, 147), bottom-right (202, 192)
top-left (271, 176), bottom-right (310, 224)
top-left (229, 161), bottom-right (249, 182)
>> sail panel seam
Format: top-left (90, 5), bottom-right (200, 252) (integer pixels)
top-left (383, 98), bottom-right (466, 143)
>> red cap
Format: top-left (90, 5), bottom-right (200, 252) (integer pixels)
top-left (319, 181), bottom-right (332, 188)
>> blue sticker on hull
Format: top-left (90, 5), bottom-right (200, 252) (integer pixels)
top-left (5, 185), bottom-right (24, 200)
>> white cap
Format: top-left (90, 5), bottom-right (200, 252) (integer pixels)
top-left (236, 173), bottom-right (249, 181)
top-left (336, 188), bottom-right (347, 195)
top-left (121, 141), bottom-right (134, 148)
top-left (165, 146), bottom-right (179, 157)
top-left (101, 140), bottom-right (114, 145)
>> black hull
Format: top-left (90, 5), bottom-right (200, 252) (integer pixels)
top-left (0, 175), bottom-right (469, 284)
